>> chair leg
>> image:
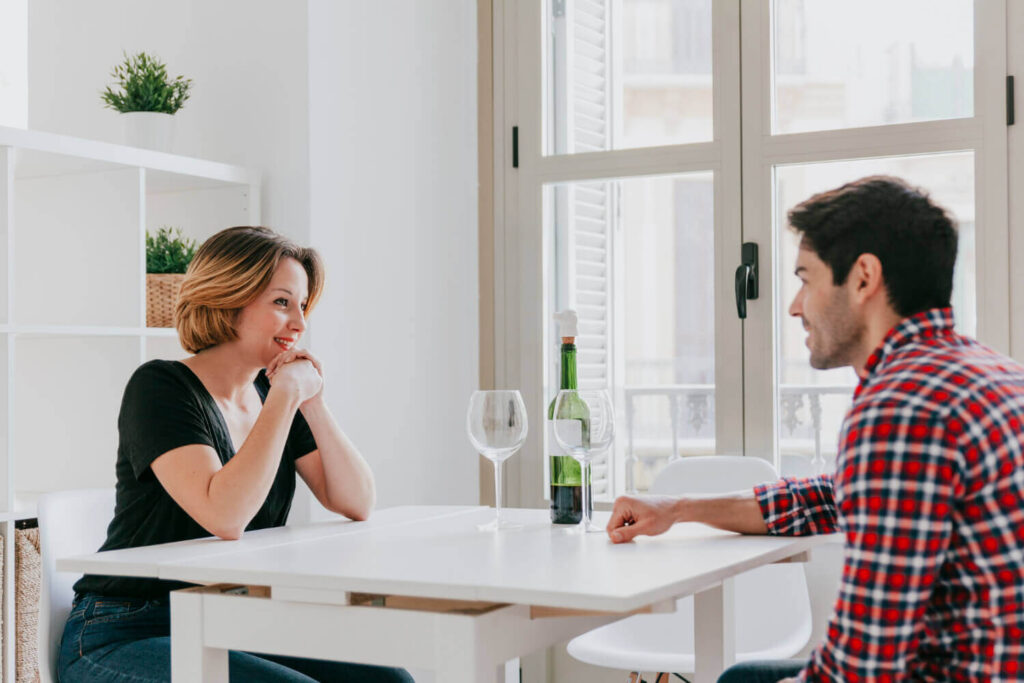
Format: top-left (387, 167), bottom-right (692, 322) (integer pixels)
top-left (654, 675), bottom-right (671, 683)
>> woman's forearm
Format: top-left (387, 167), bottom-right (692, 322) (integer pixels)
top-left (300, 399), bottom-right (376, 519)
top-left (205, 387), bottom-right (303, 536)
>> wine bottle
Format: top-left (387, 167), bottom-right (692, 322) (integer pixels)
top-left (549, 310), bottom-right (593, 524)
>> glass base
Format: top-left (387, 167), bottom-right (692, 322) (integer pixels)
top-left (477, 517), bottom-right (523, 531)
top-left (563, 520), bottom-right (604, 534)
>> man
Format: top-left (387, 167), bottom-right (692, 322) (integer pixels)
top-left (607, 176), bottom-right (1024, 682)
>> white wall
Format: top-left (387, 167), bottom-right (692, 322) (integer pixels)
top-left (27, 0), bottom-right (480, 516)
top-left (307, 0), bottom-right (480, 510)
top-left (0, 0), bottom-right (27, 128)
top-left (27, 0), bottom-right (310, 236)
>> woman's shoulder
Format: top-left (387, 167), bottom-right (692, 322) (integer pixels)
top-left (125, 359), bottom-right (196, 396)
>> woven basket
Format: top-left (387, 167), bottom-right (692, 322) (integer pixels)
top-left (146, 273), bottom-right (186, 328)
top-left (15, 527), bottom-right (40, 683)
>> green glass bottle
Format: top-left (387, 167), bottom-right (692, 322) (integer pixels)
top-left (548, 312), bottom-right (593, 524)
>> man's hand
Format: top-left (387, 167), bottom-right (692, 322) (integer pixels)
top-left (606, 495), bottom-right (682, 543)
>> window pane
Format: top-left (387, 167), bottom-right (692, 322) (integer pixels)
top-left (545, 172), bottom-right (715, 495)
top-left (545, 0), bottom-right (713, 155)
top-left (774, 153), bottom-right (975, 475)
top-left (773, 0), bottom-right (973, 135)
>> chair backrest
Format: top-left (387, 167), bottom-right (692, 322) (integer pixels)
top-left (780, 453), bottom-right (816, 479)
top-left (37, 488), bottom-right (116, 683)
top-left (651, 455), bottom-right (812, 660)
top-left (649, 455), bottom-right (779, 496)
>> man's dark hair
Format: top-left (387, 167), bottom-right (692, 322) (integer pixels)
top-left (788, 175), bottom-right (958, 317)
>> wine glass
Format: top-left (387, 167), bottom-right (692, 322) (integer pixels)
top-left (466, 390), bottom-right (528, 531)
top-left (552, 389), bottom-right (615, 533)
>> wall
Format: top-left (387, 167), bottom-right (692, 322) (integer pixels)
top-left (307, 0), bottom-right (480, 510)
top-left (0, 0), bottom-right (27, 128)
top-left (27, 0), bottom-right (481, 516)
top-left (27, 0), bottom-right (309, 236)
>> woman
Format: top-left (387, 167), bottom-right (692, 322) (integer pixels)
top-left (59, 226), bottom-right (413, 682)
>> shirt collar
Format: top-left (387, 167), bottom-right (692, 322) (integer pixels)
top-left (861, 307), bottom-right (956, 377)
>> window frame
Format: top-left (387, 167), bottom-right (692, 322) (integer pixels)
top-left (740, 0), bottom-right (1009, 462)
top-left (491, 0), bottom-right (1010, 508)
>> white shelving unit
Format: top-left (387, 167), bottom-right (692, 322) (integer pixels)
top-left (0, 125), bottom-right (261, 682)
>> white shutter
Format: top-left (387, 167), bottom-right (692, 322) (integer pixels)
top-left (551, 0), bottom-right (616, 499)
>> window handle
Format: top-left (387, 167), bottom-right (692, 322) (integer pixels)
top-left (734, 242), bottom-right (759, 320)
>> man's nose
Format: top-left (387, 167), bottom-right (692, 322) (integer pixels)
top-left (788, 292), bottom-right (802, 318)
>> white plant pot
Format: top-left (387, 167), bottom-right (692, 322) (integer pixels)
top-left (123, 112), bottom-right (176, 152)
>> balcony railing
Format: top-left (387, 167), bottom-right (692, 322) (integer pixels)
top-left (622, 383), bottom-right (855, 493)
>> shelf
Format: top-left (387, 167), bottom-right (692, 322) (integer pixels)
top-left (0, 325), bottom-right (178, 337)
top-left (0, 125), bottom-right (261, 190)
top-left (0, 507), bottom-right (37, 523)
top-left (0, 125), bottom-right (257, 683)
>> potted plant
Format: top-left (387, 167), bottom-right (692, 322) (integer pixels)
top-left (101, 51), bottom-right (193, 151)
top-left (146, 227), bottom-right (197, 328)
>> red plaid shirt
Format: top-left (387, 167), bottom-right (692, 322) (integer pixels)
top-left (756, 308), bottom-right (1024, 682)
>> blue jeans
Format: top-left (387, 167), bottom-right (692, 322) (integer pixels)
top-left (717, 660), bottom-right (806, 683)
top-left (59, 594), bottom-right (415, 683)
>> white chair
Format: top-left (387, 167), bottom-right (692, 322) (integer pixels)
top-left (37, 488), bottom-right (117, 683)
top-left (567, 456), bottom-right (812, 682)
top-left (780, 453), bottom-right (817, 479)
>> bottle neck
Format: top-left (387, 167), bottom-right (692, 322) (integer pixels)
top-left (560, 343), bottom-right (577, 390)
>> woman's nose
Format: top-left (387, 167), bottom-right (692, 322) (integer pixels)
top-left (291, 310), bottom-right (307, 333)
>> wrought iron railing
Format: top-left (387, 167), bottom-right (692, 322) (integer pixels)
top-left (621, 383), bottom-right (854, 493)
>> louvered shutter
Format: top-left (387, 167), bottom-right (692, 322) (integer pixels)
top-left (551, 0), bottom-right (616, 499)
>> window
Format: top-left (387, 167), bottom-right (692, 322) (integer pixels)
top-left (494, 0), bottom-right (1008, 505)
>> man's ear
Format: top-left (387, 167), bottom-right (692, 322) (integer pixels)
top-left (850, 253), bottom-right (885, 303)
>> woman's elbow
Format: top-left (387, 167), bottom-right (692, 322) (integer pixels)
top-left (346, 508), bottom-right (371, 522)
top-left (330, 491), bottom-right (374, 521)
top-left (208, 523), bottom-right (245, 541)
top-left (336, 498), bottom-right (373, 522)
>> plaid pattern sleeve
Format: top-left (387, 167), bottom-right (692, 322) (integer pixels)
top-left (754, 475), bottom-right (838, 536)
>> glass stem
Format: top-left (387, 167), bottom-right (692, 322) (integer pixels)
top-left (582, 460), bottom-right (592, 529)
top-left (494, 459), bottom-right (503, 524)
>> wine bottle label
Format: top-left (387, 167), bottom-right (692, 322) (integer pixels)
top-left (547, 421), bottom-right (568, 456)
top-left (552, 419), bottom-right (584, 450)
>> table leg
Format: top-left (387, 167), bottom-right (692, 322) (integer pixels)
top-left (171, 589), bottom-right (229, 682)
top-left (693, 577), bottom-right (736, 683)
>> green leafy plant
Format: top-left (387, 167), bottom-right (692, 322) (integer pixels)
top-left (146, 227), bottom-right (197, 274)
top-left (101, 52), bottom-right (193, 114)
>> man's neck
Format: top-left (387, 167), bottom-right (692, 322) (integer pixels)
top-left (852, 309), bottom-right (905, 379)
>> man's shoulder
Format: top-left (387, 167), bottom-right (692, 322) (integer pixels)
top-left (857, 336), bottom-right (1024, 417)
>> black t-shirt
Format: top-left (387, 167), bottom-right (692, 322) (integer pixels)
top-left (73, 359), bottom-right (318, 599)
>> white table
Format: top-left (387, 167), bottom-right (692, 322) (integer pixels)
top-left (61, 505), bottom-right (827, 683)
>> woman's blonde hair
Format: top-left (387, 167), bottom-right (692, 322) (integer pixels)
top-left (175, 226), bottom-right (325, 354)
